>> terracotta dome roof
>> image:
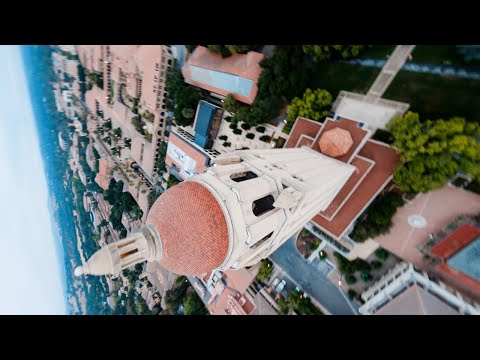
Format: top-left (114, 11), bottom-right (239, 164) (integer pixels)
top-left (146, 181), bottom-right (229, 276)
top-left (319, 127), bottom-right (353, 158)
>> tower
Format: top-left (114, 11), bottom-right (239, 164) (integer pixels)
top-left (75, 146), bottom-right (355, 278)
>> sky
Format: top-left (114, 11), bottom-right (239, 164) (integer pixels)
top-left (0, 46), bottom-right (66, 314)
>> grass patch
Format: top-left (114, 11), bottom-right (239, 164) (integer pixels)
top-left (359, 45), bottom-right (396, 59)
top-left (412, 45), bottom-right (480, 69)
top-left (384, 70), bottom-right (480, 122)
top-left (310, 61), bottom-right (379, 98)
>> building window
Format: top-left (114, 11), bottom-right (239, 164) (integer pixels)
top-left (252, 195), bottom-right (275, 217)
top-left (250, 232), bottom-right (273, 249)
top-left (231, 171), bottom-right (258, 182)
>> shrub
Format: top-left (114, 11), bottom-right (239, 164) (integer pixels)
top-left (257, 259), bottom-right (274, 283)
top-left (350, 192), bottom-right (405, 243)
top-left (360, 271), bottom-right (373, 282)
top-left (246, 133), bottom-right (255, 140)
top-left (241, 123), bottom-right (251, 130)
top-left (345, 275), bottom-right (357, 285)
top-left (229, 123), bottom-right (237, 130)
top-left (260, 135), bottom-right (271, 142)
top-left (219, 135), bottom-right (228, 141)
top-left (223, 142), bottom-right (231, 147)
top-left (224, 116), bottom-right (232, 122)
top-left (309, 239), bottom-right (320, 252)
top-left (256, 126), bottom-right (266, 133)
top-left (375, 248), bottom-right (390, 261)
top-left (233, 129), bottom-right (242, 135)
top-left (347, 289), bottom-right (358, 300)
top-left (371, 260), bottom-right (383, 270)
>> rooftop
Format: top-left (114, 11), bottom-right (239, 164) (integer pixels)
top-left (146, 181), bottom-right (229, 275)
top-left (286, 116), bottom-right (400, 240)
top-left (374, 283), bottom-right (459, 315)
top-left (182, 46), bottom-right (265, 104)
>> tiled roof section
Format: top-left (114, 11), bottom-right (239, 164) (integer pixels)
top-left (319, 128), bottom-right (353, 158)
top-left (225, 269), bottom-right (255, 294)
top-left (311, 118), bottom-right (369, 163)
top-left (313, 140), bottom-right (399, 238)
top-left (297, 135), bottom-right (314, 148)
top-left (146, 181), bottom-right (229, 276)
top-left (285, 117), bottom-right (322, 149)
top-left (374, 284), bottom-right (459, 315)
top-left (435, 263), bottom-right (480, 301)
top-left (319, 156), bottom-right (374, 219)
top-left (431, 224), bottom-right (480, 260)
top-left (182, 46), bottom-right (265, 105)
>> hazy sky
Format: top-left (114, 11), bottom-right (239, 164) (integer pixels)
top-left (0, 46), bottom-right (66, 314)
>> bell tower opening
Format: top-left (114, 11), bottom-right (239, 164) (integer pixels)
top-left (252, 195), bottom-right (275, 217)
top-left (230, 171), bottom-right (258, 183)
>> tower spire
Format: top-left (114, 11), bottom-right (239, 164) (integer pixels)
top-left (74, 224), bottom-right (161, 277)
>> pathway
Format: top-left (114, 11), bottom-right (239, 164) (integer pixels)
top-left (366, 45), bottom-right (416, 98)
top-left (270, 236), bottom-right (358, 315)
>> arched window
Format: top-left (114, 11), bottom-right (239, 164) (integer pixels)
top-left (230, 171), bottom-right (258, 183)
top-left (252, 195), bottom-right (275, 217)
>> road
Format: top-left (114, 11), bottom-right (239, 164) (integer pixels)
top-left (270, 236), bottom-right (358, 315)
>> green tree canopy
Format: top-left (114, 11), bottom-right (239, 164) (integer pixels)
top-left (223, 93), bottom-right (242, 113)
top-left (256, 258), bottom-right (274, 283)
top-left (165, 62), bottom-right (200, 127)
top-left (302, 45), bottom-right (368, 62)
top-left (285, 88), bottom-right (332, 133)
top-left (183, 291), bottom-right (208, 315)
top-left (232, 46), bottom-right (309, 126)
top-left (387, 112), bottom-right (480, 193)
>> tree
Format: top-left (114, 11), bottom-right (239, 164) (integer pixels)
top-left (387, 112), bottom-right (480, 193)
top-left (225, 45), bottom-right (256, 54)
top-left (183, 291), bottom-right (208, 315)
top-left (375, 248), bottom-right (390, 261)
top-left (233, 46), bottom-right (308, 126)
top-left (185, 45), bottom-right (198, 53)
top-left (256, 258), bottom-right (274, 283)
top-left (350, 192), bottom-right (404, 243)
top-left (285, 88), bottom-right (332, 133)
top-left (303, 45), bottom-right (368, 62)
top-left (223, 93), bottom-right (242, 113)
top-left (165, 63), bottom-right (200, 127)
top-left (277, 297), bottom-right (291, 315)
top-left (99, 219), bottom-right (109, 228)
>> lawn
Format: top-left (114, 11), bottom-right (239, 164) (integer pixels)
top-left (412, 45), bottom-right (480, 69)
top-left (359, 45), bottom-right (396, 59)
top-left (310, 61), bottom-right (379, 98)
top-left (384, 70), bottom-right (480, 122)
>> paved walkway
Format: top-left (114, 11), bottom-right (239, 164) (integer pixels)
top-left (270, 236), bottom-right (358, 315)
top-left (367, 45), bottom-right (416, 98)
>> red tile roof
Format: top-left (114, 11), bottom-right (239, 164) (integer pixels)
top-left (436, 263), bottom-right (480, 301)
top-left (311, 118), bottom-right (369, 164)
top-left (431, 224), bottom-right (480, 260)
top-left (146, 181), bottom-right (229, 275)
top-left (319, 128), bottom-right (353, 158)
top-left (286, 116), bottom-right (400, 239)
top-left (284, 117), bottom-right (322, 148)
